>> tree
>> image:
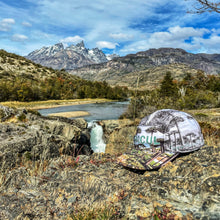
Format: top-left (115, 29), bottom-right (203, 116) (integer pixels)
top-left (189, 0), bottom-right (220, 13)
top-left (160, 72), bottom-right (178, 98)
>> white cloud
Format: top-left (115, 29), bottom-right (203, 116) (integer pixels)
top-left (11, 34), bottom-right (28, 42)
top-left (0, 0), bottom-right (220, 56)
top-left (2, 18), bottom-right (15, 24)
top-left (120, 26), bottom-right (219, 54)
top-left (211, 28), bottom-right (220, 35)
top-left (0, 18), bottom-right (15, 31)
top-left (22, 21), bottom-right (32, 27)
top-left (60, 35), bottom-right (84, 44)
top-left (96, 41), bottom-right (119, 49)
top-left (31, 0), bottom-right (189, 45)
top-left (168, 26), bottom-right (209, 40)
top-left (110, 33), bottom-right (133, 40)
top-left (193, 34), bottom-right (220, 53)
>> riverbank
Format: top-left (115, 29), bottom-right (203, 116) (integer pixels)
top-left (48, 111), bottom-right (90, 118)
top-left (0, 98), bottom-right (114, 110)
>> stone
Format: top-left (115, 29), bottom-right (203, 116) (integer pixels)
top-left (0, 104), bottom-right (16, 122)
top-left (0, 106), bottom-right (92, 172)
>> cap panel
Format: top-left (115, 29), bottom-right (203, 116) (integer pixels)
top-left (134, 109), bottom-right (174, 149)
top-left (163, 111), bottom-right (204, 153)
top-left (134, 125), bottom-right (164, 148)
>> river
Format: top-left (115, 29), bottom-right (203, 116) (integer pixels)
top-left (39, 101), bottom-right (129, 121)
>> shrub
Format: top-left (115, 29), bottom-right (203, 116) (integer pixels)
top-left (122, 71), bottom-right (220, 119)
top-left (70, 206), bottom-right (120, 220)
top-left (27, 109), bottom-right (41, 116)
top-left (17, 113), bottom-right (26, 122)
top-left (24, 151), bottom-right (32, 161)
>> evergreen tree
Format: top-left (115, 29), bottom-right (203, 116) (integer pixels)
top-left (160, 72), bottom-right (178, 97)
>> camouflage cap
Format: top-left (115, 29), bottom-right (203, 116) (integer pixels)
top-left (117, 109), bottom-right (204, 170)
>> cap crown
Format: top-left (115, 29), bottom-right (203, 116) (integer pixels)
top-left (134, 109), bottom-right (204, 153)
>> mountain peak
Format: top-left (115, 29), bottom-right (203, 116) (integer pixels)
top-left (54, 43), bottom-right (64, 49)
top-left (26, 41), bottom-right (108, 70)
top-left (76, 40), bottom-right (85, 48)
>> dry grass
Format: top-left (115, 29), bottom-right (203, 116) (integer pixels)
top-left (70, 205), bottom-right (120, 220)
top-left (0, 98), bottom-right (114, 109)
top-left (187, 108), bottom-right (220, 117)
top-left (48, 111), bottom-right (90, 118)
top-left (205, 136), bottom-right (220, 147)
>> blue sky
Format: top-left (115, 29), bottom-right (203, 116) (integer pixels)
top-left (0, 0), bottom-right (220, 56)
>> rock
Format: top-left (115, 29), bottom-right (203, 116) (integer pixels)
top-left (0, 144), bottom-right (219, 219)
top-left (0, 104), bottom-right (16, 122)
top-left (0, 143), bottom-right (220, 219)
top-left (102, 119), bottom-right (137, 154)
top-left (0, 106), bottom-right (92, 172)
top-left (71, 130), bottom-right (93, 156)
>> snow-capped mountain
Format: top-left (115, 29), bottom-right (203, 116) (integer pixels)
top-left (106, 54), bottom-right (120, 61)
top-left (27, 43), bottom-right (64, 59)
top-left (26, 41), bottom-right (111, 70)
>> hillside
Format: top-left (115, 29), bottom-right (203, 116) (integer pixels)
top-left (0, 50), bottom-right (128, 101)
top-left (0, 49), bottom-right (65, 81)
top-left (72, 63), bottom-right (200, 90)
top-left (70, 48), bottom-right (220, 89)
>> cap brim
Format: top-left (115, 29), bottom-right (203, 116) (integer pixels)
top-left (117, 149), bottom-right (179, 170)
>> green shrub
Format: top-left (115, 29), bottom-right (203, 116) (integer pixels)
top-left (27, 109), bottom-right (41, 116)
top-left (122, 71), bottom-right (220, 119)
top-left (0, 109), bottom-right (5, 120)
top-left (71, 206), bottom-right (120, 220)
top-left (17, 113), bottom-right (26, 122)
top-left (24, 151), bottom-right (32, 161)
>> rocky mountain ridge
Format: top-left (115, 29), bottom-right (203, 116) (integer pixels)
top-left (26, 41), bottom-right (109, 70)
top-left (70, 48), bottom-right (220, 89)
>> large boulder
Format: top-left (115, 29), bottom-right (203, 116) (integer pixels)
top-left (0, 106), bottom-right (92, 172)
top-left (0, 105), bottom-right (16, 122)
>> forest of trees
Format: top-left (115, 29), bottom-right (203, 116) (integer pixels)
top-left (121, 71), bottom-right (220, 119)
top-left (0, 72), bottom-right (129, 101)
top-left (0, 49), bottom-right (129, 102)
